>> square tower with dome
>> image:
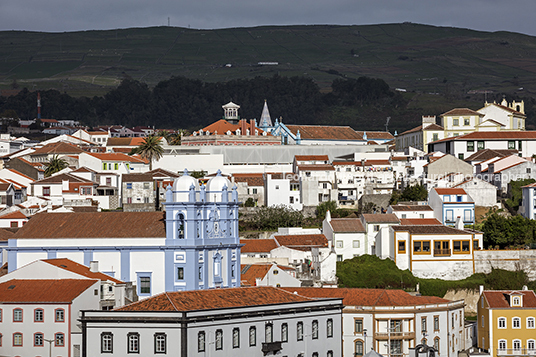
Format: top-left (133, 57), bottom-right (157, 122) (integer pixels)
top-left (163, 169), bottom-right (241, 291)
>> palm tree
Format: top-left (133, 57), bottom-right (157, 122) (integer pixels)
top-left (132, 134), bottom-right (164, 170)
top-left (44, 155), bottom-right (68, 177)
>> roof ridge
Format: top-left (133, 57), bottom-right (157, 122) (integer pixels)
top-left (373, 290), bottom-right (386, 306)
top-left (164, 292), bottom-right (180, 311)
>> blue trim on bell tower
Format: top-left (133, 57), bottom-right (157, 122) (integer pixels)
top-left (163, 169), bottom-right (242, 291)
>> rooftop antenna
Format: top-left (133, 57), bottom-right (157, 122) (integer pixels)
top-left (385, 116), bottom-right (391, 132)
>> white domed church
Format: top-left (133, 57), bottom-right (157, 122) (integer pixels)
top-left (5, 169), bottom-right (242, 298)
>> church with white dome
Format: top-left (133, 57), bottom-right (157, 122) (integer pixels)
top-left (5, 169), bottom-right (242, 299)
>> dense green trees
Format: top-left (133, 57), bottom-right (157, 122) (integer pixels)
top-left (481, 212), bottom-right (536, 248)
top-left (389, 184), bottom-right (428, 205)
top-left (0, 75), bottom-right (399, 131)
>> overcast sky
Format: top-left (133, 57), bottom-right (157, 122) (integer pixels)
top-left (2, 0), bottom-right (536, 36)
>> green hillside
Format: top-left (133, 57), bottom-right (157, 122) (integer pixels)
top-left (1, 23), bottom-right (536, 97)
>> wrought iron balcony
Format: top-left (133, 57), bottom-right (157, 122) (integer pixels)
top-left (262, 341), bottom-right (282, 355)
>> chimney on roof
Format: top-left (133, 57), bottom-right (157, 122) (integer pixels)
top-left (255, 277), bottom-right (262, 286)
top-left (240, 119), bottom-right (247, 136)
top-left (455, 216), bottom-right (464, 230)
top-left (422, 115), bottom-right (436, 129)
top-left (479, 285), bottom-right (484, 295)
top-left (523, 285), bottom-right (528, 290)
top-left (90, 261), bottom-right (99, 273)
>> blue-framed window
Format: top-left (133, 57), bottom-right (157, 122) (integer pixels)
top-left (445, 209), bottom-right (454, 222)
top-left (137, 272), bottom-right (152, 296)
top-left (126, 183), bottom-right (133, 189)
top-left (464, 209), bottom-right (472, 222)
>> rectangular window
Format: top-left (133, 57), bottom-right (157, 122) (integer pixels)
top-left (398, 241), bottom-right (406, 253)
top-left (233, 328), bottom-right (240, 348)
top-left (446, 209), bottom-right (454, 222)
top-left (127, 332), bottom-right (139, 353)
top-left (34, 309), bottom-right (43, 322)
top-left (43, 186), bottom-right (51, 196)
top-left (177, 267), bottom-right (184, 280)
top-left (55, 309), bottom-right (64, 322)
top-left (215, 329), bottom-right (223, 350)
top-left (422, 317), bottom-right (427, 332)
top-left (81, 187), bottom-right (92, 195)
top-left (55, 333), bottom-right (65, 347)
top-left (353, 240), bottom-right (360, 248)
top-left (336, 255), bottom-right (343, 262)
top-left (453, 119), bottom-right (459, 126)
top-left (198, 332), bottom-right (205, 352)
top-left (434, 316), bottom-right (439, 331)
top-left (114, 163), bottom-right (119, 170)
top-left (13, 333), bottom-right (22, 346)
top-left (281, 323), bottom-right (288, 342)
top-left (312, 320), bottom-right (319, 339)
top-left (464, 118), bottom-right (470, 126)
top-left (458, 153), bottom-right (464, 160)
top-left (144, 182), bottom-right (150, 189)
top-left (413, 241), bottom-right (431, 254)
top-left (10, 221), bottom-right (18, 228)
top-left (297, 322), bottom-right (303, 341)
top-left (453, 240), bottom-right (471, 253)
top-left (154, 333), bottom-right (167, 353)
top-left (127, 183), bottom-right (133, 189)
top-left (355, 319), bottom-right (363, 333)
top-left (336, 240), bottom-right (343, 248)
top-left (327, 319), bottom-right (333, 338)
top-left (35, 333), bottom-right (43, 346)
top-left (106, 177), bottom-right (112, 186)
top-left (433, 133), bottom-right (438, 141)
top-left (464, 209), bottom-right (472, 222)
top-left (373, 225), bottom-right (380, 232)
top-left (13, 308), bottom-right (22, 322)
top-left (102, 162), bottom-right (107, 170)
top-left (138, 274), bottom-right (151, 295)
top-left (477, 141), bottom-right (485, 150)
top-left (508, 141), bottom-right (516, 149)
top-left (249, 327), bottom-right (256, 346)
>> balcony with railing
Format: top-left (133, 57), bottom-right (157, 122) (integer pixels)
top-left (434, 249), bottom-right (451, 256)
top-left (262, 341), bottom-right (282, 355)
top-left (374, 331), bottom-right (415, 340)
top-left (497, 349), bottom-right (536, 356)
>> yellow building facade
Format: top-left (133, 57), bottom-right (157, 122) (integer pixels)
top-left (477, 289), bottom-right (536, 357)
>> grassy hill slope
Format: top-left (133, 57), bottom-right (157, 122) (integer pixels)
top-left (2, 23), bottom-right (536, 98)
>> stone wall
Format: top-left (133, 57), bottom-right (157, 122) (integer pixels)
top-left (474, 249), bottom-right (536, 279)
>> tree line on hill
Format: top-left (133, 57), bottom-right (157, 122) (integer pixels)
top-left (0, 75), bottom-right (403, 131)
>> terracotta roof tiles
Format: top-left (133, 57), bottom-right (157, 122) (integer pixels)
top-left (31, 142), bottom-right (84, 155)
top-left (274, 234), bottom-right (328, 250)
top-left (390, 205), bottom-right (433, 212)
top-left (399, 218), bottom-right (442, 225)
top-left (0, 279), bottom-right (98, 303)
top-left (294, 155), bottom-right (329, 161)
top-left (392, 225), bottom-right (473, 234)
top-left (43, 258), bottom-right (123, 284)
top-left (433, 188), bottom-right (468, 195)
top-left (483, 290), bottom-right (536, 308)
top-left (240, 238), bottom-right (279, 253)
top-left (441, 108), bottom-right (484, 116)
top-left (329, 218), bottom-right (366, 233)
top-left (116, 286), bottom-right (322, 312)
top-left (297, 164), bottom-right (335, 171)
top-left (285, 125), bottom-right (363, 141)
top-left (13, 212), bottom-right (166, 239)
top-left (361, 214), bottom-right (400, 223)
top-left (280, 287), bottom-right (449, 307)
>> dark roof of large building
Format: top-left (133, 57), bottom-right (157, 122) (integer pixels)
top-left (13, 212), bottom-right (166, 239)
top-left (464, 149), bottom-right (518, 162)
top-left (0, 279), bottom-right (98, 303)
top-left (391, 225), bottom-right (474, 235)
top-left (280, 287), bottom-right (450, 307)
top-left (116, 286), bottom-right (326, 312)
top-left (31, 142), bottom-right (84, 155)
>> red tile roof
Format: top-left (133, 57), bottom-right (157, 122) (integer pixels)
top-left (116, 286), bottom-right (322, 311)
top-left (390, 205), bottom-right (433, 211)
top-left (361, 213), bottom-right (400, 223)
top-left (0, 228), bottom-right (15, 241)
top-left (285, 125), bottom-right (363, 141)
top-left (294, 155), bottom-right (329, 161)
top-left (399, 218), bottom-right (442, 225)
top-left (13, 212), bottom-right (166, 239)
top-left (392, 225), bottom-right (473, 234)
top-left (240, 238), bottom-right (278, 253)
top-left (356, 131), bottom-right (395, 140)
top-left (0, 211), bottom-right (27, 220)
top-left (43, 258), bottom-right (123, 284)
top-left (329, 218), bottom-right (366, 233)
top-left (31, 142), bottom-right (84, 155)
top-left (483, 290), bottom-right (536, 308)
top-left (297, 164), bottom-right (335, 171)
top-left (441, 108), bottom-right (484, 116)
top-left (280, 287), bottom-right (449, 306)
top-left (274, 234), bottom-right (328, 250)
top-left (433, 188), bottom-right (468, 195)
top-left (464, 149), bottom-right (518, 162)
top-left (0, 279), bottom-right (98, 303)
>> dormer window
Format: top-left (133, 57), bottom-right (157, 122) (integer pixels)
top-left (512, 295), bottom-right (522, 307)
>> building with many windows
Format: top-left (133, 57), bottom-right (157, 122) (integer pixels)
top-left (0, 278), bottom-right (100, 357)
top-left (5, 170), bottom-right (242, 296)
top-left (282, 287), bottom-right (465, 357)
top-left (81, 286), bottom-right (343, 357)
top-left (477, 287), bottom-right (536, 357)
